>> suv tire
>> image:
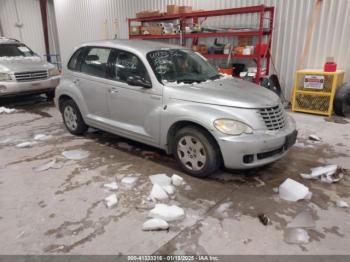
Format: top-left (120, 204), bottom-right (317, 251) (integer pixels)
top-left (173, 127), bottom-right (221, 178)
top-left (61, 99), bottom-right (88, 135)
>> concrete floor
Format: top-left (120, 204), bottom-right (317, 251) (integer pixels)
top-left (0, 96), bottom-right (349, 255)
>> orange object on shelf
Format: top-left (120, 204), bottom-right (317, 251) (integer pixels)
top-left (167, 5), bottom-right (179, 14)
top-left (179, 6), bottom-right (192, 13)
top-left (219, 67), bottom-right (234, 75)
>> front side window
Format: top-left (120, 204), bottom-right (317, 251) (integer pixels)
top-left (111, 50), bottom-right (149, 83)
top-left (147, 49), bottom-right (220, 84)
top-left (80, 47), bottom-right (111, 78)
top-left (0, 43), bottom-right (36, 58)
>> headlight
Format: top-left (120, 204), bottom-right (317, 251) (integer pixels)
top-left (0, 73), bottom-right (11, 81)
top-left (49, 68), bottom-right (60, 77)
top-left (214, 119), bottom-right (253, 135)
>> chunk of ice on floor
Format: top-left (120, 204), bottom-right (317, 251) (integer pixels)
top-left (216, 202), bottom-right (233, 214)
top-left (279, 178), bottom-right (310, 202)
top-left (117, 142), bottom-right (133, 151)
top-left (62, 149), bottom-right (90, 160)
top-left (0, 107), bottom-right (16, 114)
top-left (150, 174), bottom-right (171, 187)
top-left (184, 185), bottom-right (192, 191)
top-left (16, 141), bottom-right (37, 148)
top-left (171, 174), bottom-right (184, 186)
top-left (142, 218), bottom-right (169, 231)
top-left (336, 199), bottom-right (349, 208)
top-left (104, 194), bottom-right (118, 208)
top-left (284, 228), bottom-right (310, 244)
top-left (103, 182), bottom-right (118, 190)
top-left (310, 165), bottom-right (337, 178)
top-left (150, 184), bottom-right (169, 201)
top-left (121, 176), bottom-right (138, 186)
top-left (309, 134), bottom-right (321, 141)
top-left (287, 211), bottom-right (315, 228)
top-left (163, 185), bottom-right (175, 195)
top-left (149, 204), bottom-right (185, 221)
top-left (34, 134), bottom-right (52, 141)
top-left (33, 159), bottom-right (56, 172)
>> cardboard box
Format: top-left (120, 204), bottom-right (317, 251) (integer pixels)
top-left (136, 10), bottom-right (160, 18)
top-left (179, 6), bottom-right (192, 13)
top-left (167, 5), bottom-right (179, 14)
top-left (238, 36), bottom-right (253, 47)
top-left (141, 26), bottom-right (162, 35)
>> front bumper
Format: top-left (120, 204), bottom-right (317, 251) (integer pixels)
top-left (217, 116), bottom-right (297, 169)
top-left (0, 76), bottom-right (60, 97)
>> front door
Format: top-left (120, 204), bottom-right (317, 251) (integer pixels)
top-left (107, 49), bottom-right (162, 146)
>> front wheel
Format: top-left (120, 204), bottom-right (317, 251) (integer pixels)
top-left (173, 127), bottom-right (221, 178)
top-left (61, 99), bottom-right (88, 135)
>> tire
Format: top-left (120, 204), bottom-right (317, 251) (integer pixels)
top-left (334, 84), bottom-right (350, 117)
top-left (61, 99), bottom-right (88, 135)
top-left (46, 90), bottom-right (55, 100)
top-left (173, 127), bottom-right (221, 178)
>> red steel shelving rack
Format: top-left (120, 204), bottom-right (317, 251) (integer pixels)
top-left (128, 5), bottom-right (274, 83)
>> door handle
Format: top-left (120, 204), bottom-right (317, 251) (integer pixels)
top-left (109, 87), bottom-right (119, 93)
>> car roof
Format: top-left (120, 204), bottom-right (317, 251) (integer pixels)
top-left (0, 37), bottom-right (21, 44)
top-left (77, 39), bottom-right (188, 55)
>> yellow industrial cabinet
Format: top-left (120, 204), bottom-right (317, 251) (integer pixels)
top-left (292, 69), bottom-right (344, 117)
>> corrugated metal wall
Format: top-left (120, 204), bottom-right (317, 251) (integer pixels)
top-left (0, 0), bottom-right (46, 56)
top-left (1, 0), bottom-right (349, 100)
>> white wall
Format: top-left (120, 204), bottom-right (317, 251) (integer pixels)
top-left (0, 0), bottom-right (46, 56)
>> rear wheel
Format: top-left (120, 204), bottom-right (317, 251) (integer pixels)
top-left (173, 127), bottom-right (221, 178)
top-left (61, 99), bottom-right (88, 135)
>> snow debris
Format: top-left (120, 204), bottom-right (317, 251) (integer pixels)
top-left (163, 185), bottom-right (175, 195)
top-left (118, 164), bottom-right (133, 171)
top-left (34, 134), bottom-right (52, 141)
top-left (300, 165), bottom-right (343, 183)
top-left (150, 184), bottom-right (169, 201)
top-left (103, 182), bottom-right (118, 190)
top-left (309, 134), bottom-right (321, 141)
top-left (62, 149), bottom-right (90, 160)
top-left (104, 194), bottom-right (118, 208)
top-left (273, 187), bottom-right (279, 193)
top-left (150, 174), bottom-right (172, 187)
top-left (149, 204), bottom-right (185, 222)
top-left (16, 141), bottom-right (37, 148)
top-left (216, 202), bottom-right (233, 215)
top-left (287, 211), bottom-right (315, 228)
top-left (171, 174), bottom-right (184, 186)
top-left (284, 228), bottom-right (310, 244)
top-left (254, 177), bottom-right (266, 187)
top-left (0, 107), bottom-right (16, 114)
top-left (336, 199), bottom-right (349, 208)
top-left (279, 178), bottom-right (311, 202)
top-left (184, 185), bottom-right (192, 191)
top-left (121, 176), bottom-right (138, 186)
top-left (33, 159), bottom-right (56, 172)
top-left (142, 218), bottom-right (169, 231)
top-left (117, 142), bottom-right (133, 151)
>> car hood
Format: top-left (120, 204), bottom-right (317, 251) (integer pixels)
top-left (165, 77), bottom-right (281, 109)
top-left (0, 56), bottom-right (53, 72)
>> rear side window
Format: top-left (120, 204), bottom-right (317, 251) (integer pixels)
top-left (80, 47), bottom-right (111, 78)
top-left (67, 48), bottom-right (84, 71)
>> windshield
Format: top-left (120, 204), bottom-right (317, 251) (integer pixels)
top-left (0, 44), bottom-right (36, 58)
top-left (147, 49), bottom-right (221, 84)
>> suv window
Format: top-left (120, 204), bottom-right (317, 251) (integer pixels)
top-left (0, 43), bottom-right (35, 57)
top-left (80, 47), bottom-right (111, 78)
top-left (68, 48), bottom-right (84, 71)
top-left (111, 50), bottom-right (149, 83)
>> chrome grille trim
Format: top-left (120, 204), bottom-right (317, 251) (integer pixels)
top-left (259, 104), bottom-right (286, 130)
top-left (14, 70), bottom-right (48, 82)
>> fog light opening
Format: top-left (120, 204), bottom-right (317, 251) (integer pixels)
top-left (243, 154), bottom-right (254, 164)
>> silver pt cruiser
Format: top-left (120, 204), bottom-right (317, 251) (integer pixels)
top-left (55, 40), bottom-right (297, 177)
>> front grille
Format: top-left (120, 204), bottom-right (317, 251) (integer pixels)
top-left (14, 70), bottom-right (48, 82)
top-left (259, 104), bottom-right (286, 130)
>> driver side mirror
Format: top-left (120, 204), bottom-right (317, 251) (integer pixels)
top-left (126, 76), bottom-right (152, 88)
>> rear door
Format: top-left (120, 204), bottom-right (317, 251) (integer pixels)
top-left (71, 46), bottom-right (113, 121)
top-left (107, 49), bottom-right (162, 145)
